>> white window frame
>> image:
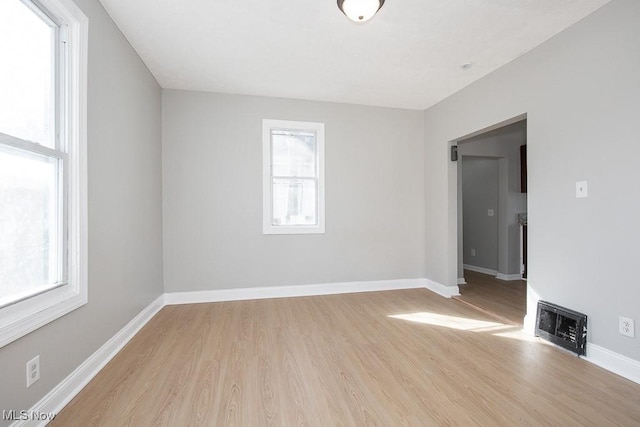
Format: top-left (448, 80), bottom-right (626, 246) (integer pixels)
top-left (0, 0), bottom-right (88, 348)
top-left (262, 119), bottom-right (325, 235)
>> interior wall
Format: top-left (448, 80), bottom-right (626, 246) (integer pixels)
top-left (0, 0), bottom-right (163, 421)
top-left (457, 121), bottom-right (527, 279)
top-left (461, 157), bottom-right (499, 271)
top-left (162, 90), bottom-right (426, 292)
top-left (424, 0), bottom-right (640, 360)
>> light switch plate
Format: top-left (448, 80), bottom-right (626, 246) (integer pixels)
top-left (488, 209), bottom-right (494, 217)
top-left (576, 181), bottom-right (588, 198)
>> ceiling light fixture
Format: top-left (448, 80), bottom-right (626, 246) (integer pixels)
top-left (337, 0), bottom-right (385, 23)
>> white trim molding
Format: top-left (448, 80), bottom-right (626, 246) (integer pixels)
top-left (164, 278), bottom-right (441, 305)
top-left (584, 343), bottom-right (640, 385)
top-left (463, 265), bottom-right (522, 282)
top-left (495, 273), bottom-right (523, 281)
top-left (457, 277), bottom-right (467, 285)
top-left (463, 264), bottom-right (498, 276)
top-left (425, 279), bottom-right (460, 298)
top-left (11, 296), bottom-right (165, 427)
top-left (523, 313), bottom-right (536, 335)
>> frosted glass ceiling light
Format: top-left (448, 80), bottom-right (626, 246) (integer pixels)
top-left (337, 0), bottom-right (385, 22)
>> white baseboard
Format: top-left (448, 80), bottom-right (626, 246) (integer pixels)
top-left (523, 313), bottom-right (536, 335)
top-left (495, 273), bottom-right (523, 281)
top-left (584, 343), bottom-right (640, 385)
top-left (425, 279), bottom-right (460, 298)
top-left (457, 277), bottom-right (467, 285)
top-left (164, 278), bottom-right (454, 305)
top-left (12, 295), bottom-right (165, 427)
top-left (463, 264), bottom-right (497, 276)
top-left (463, 265), bottom-right (521, 281)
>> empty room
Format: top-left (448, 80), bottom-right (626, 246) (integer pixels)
top-left (1, 0), bottom-right (639, 425)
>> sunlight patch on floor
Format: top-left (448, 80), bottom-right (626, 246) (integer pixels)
top-left (492, 330), bottom-right (540, 342)
top-left (388, 312), bottom-right (540, 342)
top-left (389, 312), bottom-right (508, 331)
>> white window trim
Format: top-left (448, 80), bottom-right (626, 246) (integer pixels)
top-left (262, 119), bottom-right (325, 235)
top-left (0, 0), bottom-right (88, 348)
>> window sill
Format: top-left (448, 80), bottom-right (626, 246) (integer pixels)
top-left (263, 224), bottom-right (326, 235)
top-left (0, 286), bottom-right (87, 348)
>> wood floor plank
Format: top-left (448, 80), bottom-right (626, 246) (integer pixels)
top-left (456, 269), bottom-right (527, 325)
top-left (52, 289), bottom-right (640, 426)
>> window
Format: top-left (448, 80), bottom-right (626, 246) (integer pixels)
top-left (0, 0), bottom-right (87, 347)
top-left (263, 119), bottom-right (325, 234)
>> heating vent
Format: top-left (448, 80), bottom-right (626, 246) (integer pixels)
top-left (535, 301), bottom-right (587, 356)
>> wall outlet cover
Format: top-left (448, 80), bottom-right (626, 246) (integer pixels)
top-left (619, 316), bottom-right (635, 338)
top-left (26, 355), bottom-right (40, 388)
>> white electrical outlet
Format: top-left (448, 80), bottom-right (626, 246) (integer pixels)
top-left (470, 248), bottom-right (476, 256)
top-left (26, 355), bottom-right (40, 388)
top-left (488, 209), bottom-right (494, 217)
top-left (619, 317), bottom-right (635, 338)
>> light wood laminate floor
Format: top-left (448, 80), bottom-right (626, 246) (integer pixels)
top-left (456, 269), bottom-right (527, 325)
top-left (53, 289), bottom-right (640, 426)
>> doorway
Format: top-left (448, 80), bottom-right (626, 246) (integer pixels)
top-left (461, 156), bottom-right (499, 273)
top-left (455, 119), bottom-right (528, 324)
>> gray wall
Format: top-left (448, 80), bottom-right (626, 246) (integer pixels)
top-left (461, 157), bottom-right (499, 271)
top-left (424, 0), bottom-right (640, 359)
top-left (0, 0), bottom-right (163, 421)
top-left (162, 90), bottom-right (426, 292)
top-left (3, 0), bottom-right (638, 417)
top-left (458, 121), bottom-right (527, 278)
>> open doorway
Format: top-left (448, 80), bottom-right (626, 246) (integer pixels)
top-left (454, 119), bottom-right (527, 325)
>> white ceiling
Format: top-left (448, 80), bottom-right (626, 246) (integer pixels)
top-left (98, 0), bottom-right (611, 110)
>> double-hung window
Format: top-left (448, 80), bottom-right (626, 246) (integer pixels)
top-left (0, 0), bottom-right (87, 347)
top-left (263, 119), bottom-right (325, 234)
